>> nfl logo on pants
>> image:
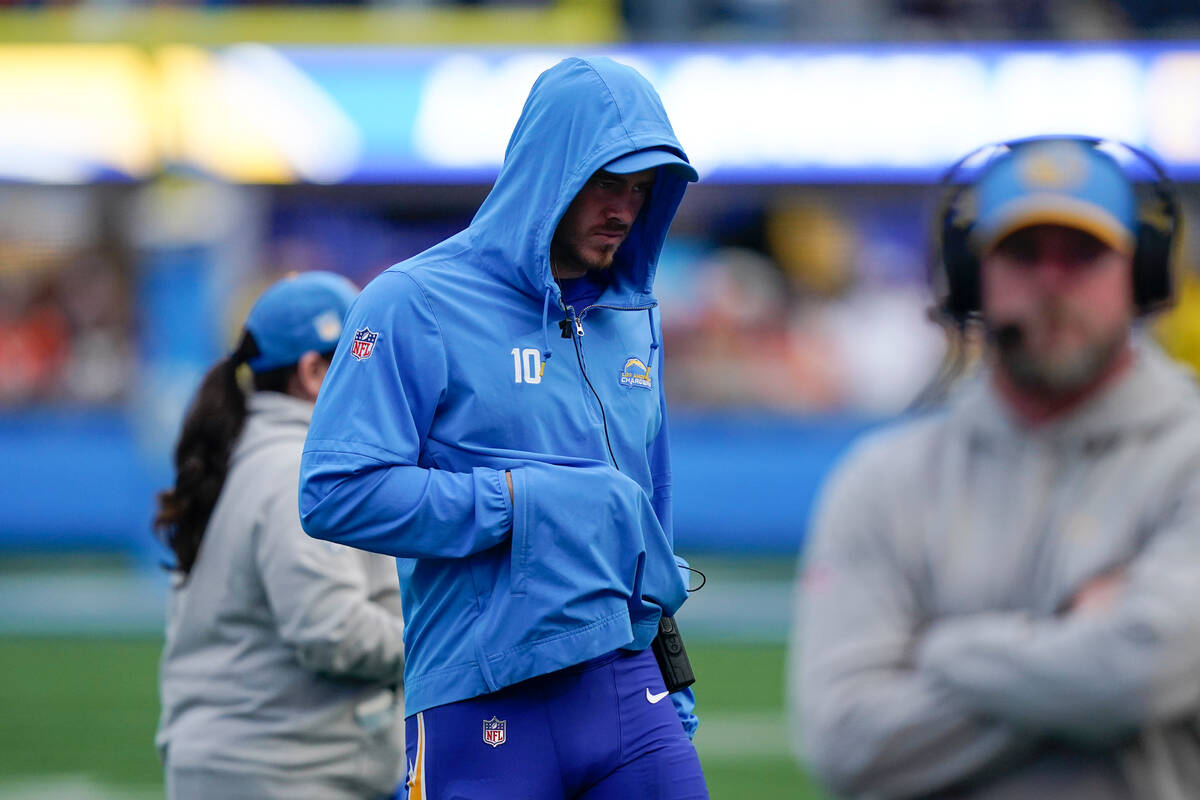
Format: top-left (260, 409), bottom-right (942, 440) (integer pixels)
top-left (482, 716), bottom-right (506, 747)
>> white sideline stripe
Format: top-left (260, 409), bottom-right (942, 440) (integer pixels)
top-left (0, 571), bottom-right (800, 641)
top-left (676, 579), bottom-right (795, 644)
top-left (694, 711), bottom-right (793, 760)
top-left (0, 776), bottom-right (159, 800)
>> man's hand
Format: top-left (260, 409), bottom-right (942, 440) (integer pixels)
top-left (505, 470), bottom-right (513, 503)
top-left (1069, 569), bottom-right (1125, 615)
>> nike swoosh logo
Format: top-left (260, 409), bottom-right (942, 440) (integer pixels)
top-left (645, 688), bottom-right (669, 704)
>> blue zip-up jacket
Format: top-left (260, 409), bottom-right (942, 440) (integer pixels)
top-left (299, 57), bottom-right (697, 723)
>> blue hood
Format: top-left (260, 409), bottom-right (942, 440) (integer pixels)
top-left (469, 56), bottom-right (694, 305)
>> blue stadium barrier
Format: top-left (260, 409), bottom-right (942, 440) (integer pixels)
top-left (0, 410), bottom-right (165, 559)
top-left (669, 413), bottom-right (885, 554)
top-left (0, 410), bottom-right (887, 558)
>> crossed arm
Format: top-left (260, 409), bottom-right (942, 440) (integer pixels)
top-left (794, 513), bottom-right (1031, 797)
top-left (918, 501), bottom-right (1200, 743)
top-left (793, 445), bottom-right (1200, 799)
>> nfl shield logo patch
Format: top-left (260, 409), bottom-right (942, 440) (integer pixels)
top-left (482, 716), bottom-right (506, 748)
top-left (351, 327), bottom-right (379, 361)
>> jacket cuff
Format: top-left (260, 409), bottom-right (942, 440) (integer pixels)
top-left (488, 467), bottom-right (514, 532)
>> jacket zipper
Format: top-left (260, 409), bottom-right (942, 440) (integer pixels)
top-left (565, 304), bottom-right (619, 471)
top-left (580, 302), bottom-right (657, 317)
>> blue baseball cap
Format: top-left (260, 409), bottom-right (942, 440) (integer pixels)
top-left (242, 271), bottom-right (359, 372)
top-left (972, 139), bottom-right (1137, 256)
top-left (604, 147), bottom-right (699, 182)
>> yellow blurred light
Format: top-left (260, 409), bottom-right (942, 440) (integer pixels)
top-left (0, 1), bottom-right (620, 46)
top-left (0, 45), bottom-right (156, 181)
top-left (155, 45), bottom-right (292, 184)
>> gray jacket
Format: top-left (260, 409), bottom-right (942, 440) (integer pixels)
top-left (157, 392), bottom-right (405, 797)
top-left (793, 343), bottom-right (1200, 800)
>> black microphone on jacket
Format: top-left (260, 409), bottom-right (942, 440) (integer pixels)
top-left (992, 322), bottom-right (1025, 353)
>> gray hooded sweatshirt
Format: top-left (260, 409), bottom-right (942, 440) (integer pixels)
top-left (793, 342), bottom-right (1200, 800)
top-left (157, 392), bottom-right (405, 799)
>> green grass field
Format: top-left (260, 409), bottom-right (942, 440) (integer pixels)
top-left (0, 637), bottom-right (826, 799)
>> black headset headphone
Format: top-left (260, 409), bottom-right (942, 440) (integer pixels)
top-left (932, 135), bottom-right (1181, 326)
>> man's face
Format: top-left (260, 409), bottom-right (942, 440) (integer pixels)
top-left (551, 168), bottom-right (655, 276)
top-left (981, 224), bottom-right (1134, 396)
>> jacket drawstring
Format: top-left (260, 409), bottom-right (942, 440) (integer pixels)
top-left (539, 288), bottom-right (554, 377)
top-left (646, 307), bottom-right (660, 373)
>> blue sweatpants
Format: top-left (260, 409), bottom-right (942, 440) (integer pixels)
top-left (403, 648), bottom-right (708, 799)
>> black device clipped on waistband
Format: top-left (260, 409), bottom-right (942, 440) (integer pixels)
top-left (651, 615), bottom-right (695, 693)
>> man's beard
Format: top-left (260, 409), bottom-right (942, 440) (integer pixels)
top-left (991, 310), bottom-right (1127, 398)
top-left (557, 240), bottom-right (615, 274)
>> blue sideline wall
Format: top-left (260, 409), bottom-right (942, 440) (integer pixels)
top-left (0, 411), bottom-right (887, 560)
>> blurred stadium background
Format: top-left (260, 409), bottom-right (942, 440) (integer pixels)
top-left (5, 1), bottom-right (1200, 798)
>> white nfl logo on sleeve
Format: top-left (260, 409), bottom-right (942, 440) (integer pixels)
top-left (351, 327), bottom-right (380, 361)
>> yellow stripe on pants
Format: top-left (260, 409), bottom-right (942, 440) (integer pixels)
top-left (406, 712), bottom-right (427, 800)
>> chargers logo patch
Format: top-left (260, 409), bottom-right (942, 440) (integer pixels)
top-left (619, 357), bottom-right (652, 390)
top-left (314, 311), bottom-right (342, 344)
top-left (351, 327), bottom-right (379, 361)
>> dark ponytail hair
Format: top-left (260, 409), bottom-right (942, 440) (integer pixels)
top-left (154, 331), bottom-right (329, 576)
top-left (154, 332), bottom-right (258, 577)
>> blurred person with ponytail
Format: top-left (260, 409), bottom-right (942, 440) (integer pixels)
top-left (154, 272), bottom-right (406, 800)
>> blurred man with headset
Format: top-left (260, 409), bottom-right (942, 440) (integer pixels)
top-left (792, 137), bottom-right (1200, 799)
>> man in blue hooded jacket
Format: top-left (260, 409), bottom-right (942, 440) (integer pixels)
top-left (300, 57), bottom-right (707, 798)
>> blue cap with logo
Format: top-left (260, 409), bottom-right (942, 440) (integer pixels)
top-left (604, 147), bottom-right (699, 182)
top-left (971, 139), bottom-right (1137, 256)
top-left (242, 271), bottom-right (359, 372)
